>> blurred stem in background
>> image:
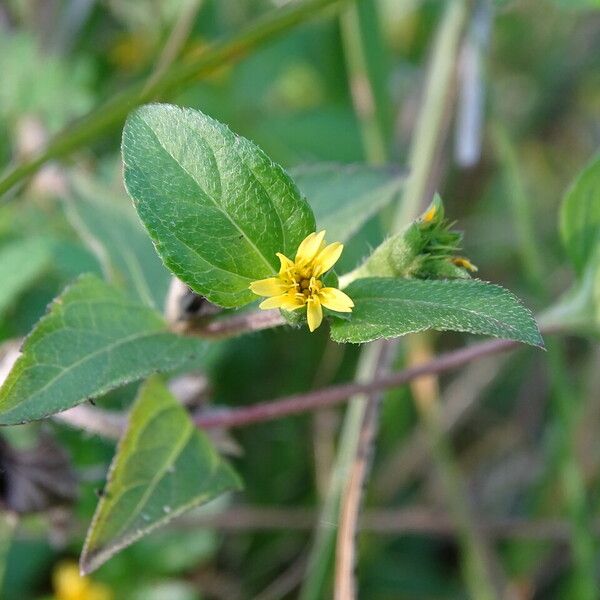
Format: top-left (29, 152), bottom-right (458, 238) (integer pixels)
top-left (393, 0), bottom-right (505, 597)
top-left (0, 514), bottom-right (17, 593)
top-left (494, 124), bottom-right (597, 599)
top-left (302, 0), bottom-right (392, 596)
top-left (340, 0), bottom-right (391, 166)
top-left (301, 2), bottom-right (510, 599)
top-left (0, 0), bottom-right (348, 198)
top-left (144, 0), bottom-right (205, 91)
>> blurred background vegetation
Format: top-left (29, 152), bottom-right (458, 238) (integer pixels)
top-left (0, 0), bottom-right (599, 598)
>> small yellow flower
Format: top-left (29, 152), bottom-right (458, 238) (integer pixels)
top-left (250, 231), bottom-right (354, 332)
top-left (53, 561), bottom-right (113, 600)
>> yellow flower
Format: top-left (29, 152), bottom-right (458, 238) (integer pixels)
top-left (249, 231), bottom-right (354, 332)
top-left (53, 561), bottom-right (113, 600)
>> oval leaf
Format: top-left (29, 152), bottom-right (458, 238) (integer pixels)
top-left (331, 278), bottom-right (543, 347)
top-left (122, 103), bottom-right (315, 308)
top-left (0, 275), bottom-right (206, 425)
top-left (80, 376), bottom-right (241, 574)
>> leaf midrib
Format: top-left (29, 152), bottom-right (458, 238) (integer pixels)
top-left (138, 115), bottom-right (276, 275)
top-left (352, 293), bottom-right (523, 336)
top-left (111, 405), bottom-right (194, 540)
top-left (0, 327), bottom-right (172, 416)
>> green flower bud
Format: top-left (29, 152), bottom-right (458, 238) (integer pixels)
top-left (340, 195), bottom-right (476, 285)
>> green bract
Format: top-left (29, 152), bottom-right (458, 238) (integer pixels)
top-left (331, 278), bottom-right (543, 347)
top-left (0, 275), bottom-right (206, 425)
top-left (122, 103), bottom-right (315, 308)
top-left (80, 376), bottom-right (241, 574)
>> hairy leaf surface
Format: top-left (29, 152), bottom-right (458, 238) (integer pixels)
top-left (81, 376), bottom-right (241, 574)
top-left (331, 278), bottom-right (543, 346)
top-left (0, 275), bottom-right (206, 424)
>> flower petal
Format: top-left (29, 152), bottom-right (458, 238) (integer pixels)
top-left (276, 252), bottom-right (295, 276)
top-left (313, 242), bottom-right (343, 276)
top-left (295, 231), bottom-right (326, 265)
top-left (318, 287), bottom-right (354, 312)
top-left (259, 294), bottom-right (290, 309)
top-left (306, 297), bottom-right (323, 332)
top-left (279, 294), bottom-right (306, 310)
top-left (250, 277), bottom-right (288, 297)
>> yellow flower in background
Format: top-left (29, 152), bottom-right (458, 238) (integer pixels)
top-left (53, 562), bottom-right (112, 600)
top-left (250, 231), bottom-right (354, 332)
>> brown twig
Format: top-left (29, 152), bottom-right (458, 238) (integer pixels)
top-left (51, 331), bottom-right (552, 438)
top-left (176, 309), bottom-right (286, 339)
top-left (194, 336), bottom-right (523, 429)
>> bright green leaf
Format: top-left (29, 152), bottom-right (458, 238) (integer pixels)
top-left (122, 103), bottom-right (315, 307)
top-left (0, 275), bottom-right (206, 425)
top-left (0, 238), bottom-right (52, 316)
top-left (65, 175), bottom-right (171, 310)
top-left (331, 278), bottom-right (543, 347)
top-left (80, 376), bottom-right (241, 574)
top-left (290, 163), bottom-right (403, 243)
top-left (560, 153), bottom-right (600, 275)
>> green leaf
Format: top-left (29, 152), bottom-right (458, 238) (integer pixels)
top-left (80, 376), bottom-right (241, 574)
top-left (122, 103), bottom-right (315, 307)
top-left (65, 175), bottom-right (171, 310)
top-left (290, 163), bottom-right (403, 243)
top-left (560, 154), bottom-right (600, 275)
top-left (0, 238), bottom-right (52, 316)
top-left (331, 278), bottom-right (543, 347)
top-left (0, 275), bottom-right (206, 425)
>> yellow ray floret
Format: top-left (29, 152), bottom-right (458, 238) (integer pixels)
top-left (249, 231), bottom-right (354, 332)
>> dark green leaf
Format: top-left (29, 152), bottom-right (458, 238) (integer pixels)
top-left (560, 153), bottom-right (600, 275)
top-left (80, 376), bottom-right (241, 574)
top-left (290, 163), bottom-right (403, 243)
top-left (122, 103), bottom-right (315, 307)
top-left (331, 278), bottom-right (543, 347)
top-left (0, 275), bottom-right (206, 425)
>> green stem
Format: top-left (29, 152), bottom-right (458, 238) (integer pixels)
top-left (492, 123), bottom-right (546, 293)
top-left (547, 341), bottom-right (596, 600)
top-left (340, 0), bottom-right (391, 165)
top-left (300, 343), bottom-right (385, 600)
top-left (0, 0), bottom-right (347, 198)
top-left (392, 0), bottom-right (468, 230)
top-left (390, 2), bottom-right (504, 598)
top-left (301, 2), bottom-right (393, 596)
top-left (409, 346), bottom-right (498, 600)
